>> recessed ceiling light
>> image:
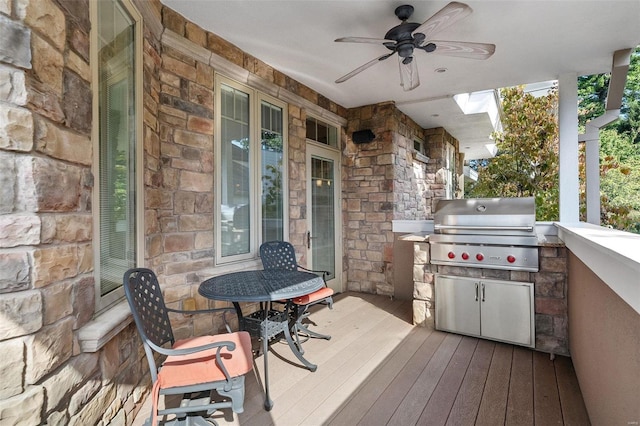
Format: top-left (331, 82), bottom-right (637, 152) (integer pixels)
top-left (435, 67), bottom-right (447, 73)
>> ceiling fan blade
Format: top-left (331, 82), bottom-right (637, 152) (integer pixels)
top-left (335, 36), bottom-right (394, 45)
top-left (335, 53), bottom-right (394, 83)
top-left (399, 56), bottom-right (420, 91)
top-left (413, 2), bottom-right (472, 42)
top-left (427, 40), bottom-right (496, 59)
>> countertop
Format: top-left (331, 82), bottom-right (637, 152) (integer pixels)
top-left (398, 232), bottom-right (565, 247)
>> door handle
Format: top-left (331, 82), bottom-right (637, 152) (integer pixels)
top-left (306, 231), bottom-right (317, 249)
top-left (481, 283), bottom-right (485, 302)
top-left (475, 283), bottom-right (479, 301)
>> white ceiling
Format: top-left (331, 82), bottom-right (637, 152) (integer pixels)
top-left (161, 0), bottom-right (640, 159)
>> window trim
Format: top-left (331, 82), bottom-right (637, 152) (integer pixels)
top-left (90, 0), bottom-right (144, 312)
top-left (214, 75), bottom-right (289, 265)
top-left (305, 114), bottom-right (339, 148)
top-left (413, 137), bottom-right (430, 163)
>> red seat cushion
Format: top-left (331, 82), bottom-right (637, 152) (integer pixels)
top-left (151, 331), bottom-right (253, 424)
top-left (293, 287), bottom-right (334, 305)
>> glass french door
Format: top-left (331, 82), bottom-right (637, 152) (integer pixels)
top-left (306, 144), bottom-right (342, 292)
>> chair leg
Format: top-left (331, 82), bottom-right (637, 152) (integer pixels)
top-left (165, 417), bottom-right (216, 426)
top-left (217, 377), bottom-right (246, 414)
top-left (283, 321), bottom-right (317, 372)
top-left (296, 322), bottom-right (331, 340)
top-left (293, 323), bottom-right (305, 354)
top-left (175, 417), bottom-right (217, 426)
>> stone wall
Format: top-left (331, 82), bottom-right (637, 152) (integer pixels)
top-left (0, 0), bottom-right (153, 424)
top-left (343, 102), bottom-right (442, 296)
top-left (424, 127), bottom-right (460, 216)
top-left (152, 7), bottom-right (347, 306)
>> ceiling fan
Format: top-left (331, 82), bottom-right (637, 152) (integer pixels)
top-left (334, 2), bottom-right (495, 91)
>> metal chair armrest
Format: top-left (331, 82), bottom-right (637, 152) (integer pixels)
top-left (147, 338), bottom-right (237, 357)
top-left (166, 307), bottom-right (236, 315)
top-left (297, 266), bottom-right (329, 282)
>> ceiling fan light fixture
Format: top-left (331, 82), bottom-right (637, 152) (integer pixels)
top-left (397, 44), bottom-right (414, 58)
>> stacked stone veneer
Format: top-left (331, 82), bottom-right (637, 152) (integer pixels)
top-left (345, 103), bottom-right (422, 295)
top-left (153, 7), bottom-right (347, 306)
top-left (0, 0), bottom-right (351, 423)
top-left (424, 127), bottom-right (462, 208)
top-left (0, 0), bottom-right (130, 424)
top-left (344, 108), bottom-right (461, 296)
top-left (413, 242), bottom-right (569, 356)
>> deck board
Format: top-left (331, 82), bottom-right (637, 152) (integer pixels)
top-left (325, 325), bottom-right (433, 425)
top-left (475, 342), bottom-right (513, 426)
top-left (418, 336), bottom-right (479, 425)
top-left (554, 355), bottom-right (591, 426)
top-left (386, 333), bottom-right (463, 425)
top-left (533, 351), bottom-right (564, 425)
top-left (445, 339), bottom-right (495, 425)
top-left (506, 346), bottom-right (534, 425)
top-left (348, 329), bottom-right (447, 426)
top-left (131, 292), bottom-right (591, 426)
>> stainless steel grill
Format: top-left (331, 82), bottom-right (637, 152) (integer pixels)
top-left (430, 197), bottom-right (539, 272)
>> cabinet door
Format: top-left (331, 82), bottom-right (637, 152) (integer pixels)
top-left (435, 275), bottom-right (481, 337)
top-left (480, 279), bottom-right (533, 346)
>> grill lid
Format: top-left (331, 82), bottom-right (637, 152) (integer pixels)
top-left (433, 197), bottom-right (535, 236)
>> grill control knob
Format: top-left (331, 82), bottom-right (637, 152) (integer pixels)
top-left (507, 255), bottom-right (516, 263)
top-left (462, 252), bottom-right (469, 260)
top-left (476, 253), bottom-right (484, 261)
top-left (448, 251), bottom-right (455, 259)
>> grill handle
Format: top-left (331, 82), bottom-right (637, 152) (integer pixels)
top-left (434, 224), bottom-right (534, 232)
top-left (475, 283), bottom-right (479, 301)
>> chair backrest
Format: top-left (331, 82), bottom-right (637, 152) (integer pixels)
top-left (259, 241), bottom-right (298, 271)
top-left (123, 268), bottom-right (175, 350)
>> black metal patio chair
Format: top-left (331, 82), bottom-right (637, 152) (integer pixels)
top-left (259, 241), bottom-right (334, 351)
top-left (123, 268), bottom-right (253, 426)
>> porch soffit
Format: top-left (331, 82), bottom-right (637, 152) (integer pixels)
top-left (161, 0), bottom-right (640, 159)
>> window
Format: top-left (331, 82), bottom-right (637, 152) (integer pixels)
top-left (413, 137), bottom-right (429, 163)
top-left (306, 116), bottom-right (338, 147)
top-left (445, 142), bottom-right (456, 198)
top-left (216, 77), bottom-right (287, 263)
top-left (92, 0), bottom-right (143, 310)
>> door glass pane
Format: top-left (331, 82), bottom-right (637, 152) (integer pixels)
top-left (261, 101), bottom-right (284, 242)
top-left (311, 156), bottom-right (335, 278)
top-left (97, 0), bottom-right (137, 296)
top-left (220, 84), bottom-right (250, 256)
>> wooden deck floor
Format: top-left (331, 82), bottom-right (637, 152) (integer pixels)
top-left (132, 292), bottom-right (590, 426)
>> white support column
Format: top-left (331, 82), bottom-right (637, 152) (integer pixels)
top-left (585, 136), bottom-right (601, 224)
top-left (558, 73), bottom-right (580, 223)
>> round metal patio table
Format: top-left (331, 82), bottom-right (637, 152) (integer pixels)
top-left (199, 269), bottom-right (324, 411)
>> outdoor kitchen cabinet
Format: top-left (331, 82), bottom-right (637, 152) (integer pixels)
top-left (435, 275), bottom-right (535, 347)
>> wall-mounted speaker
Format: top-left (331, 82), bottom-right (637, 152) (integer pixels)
top-left (352, 129), bottom-right (375, 144)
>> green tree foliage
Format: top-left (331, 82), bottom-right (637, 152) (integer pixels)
top-left (467, 47), bottom-right (640, 231)
top-left (466, 86), bottom-right (560, 220)
top-left (616, 47), bottom-right (640, 143)
top-left (579, 47), bottom-right (640, 232)
top-left (578, 73), bottom-right (608, 130)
